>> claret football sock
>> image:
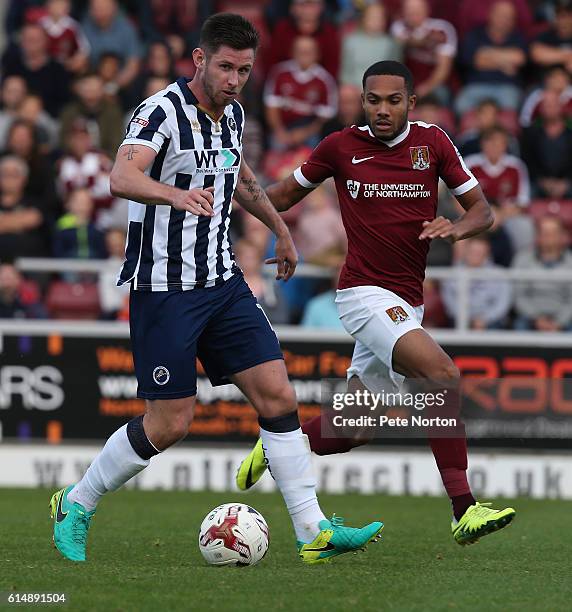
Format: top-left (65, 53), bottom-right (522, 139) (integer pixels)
top-left (425, 383), bottom-right (476, 520)
top-left (68, 416), bottom-right (159, 511)
top-left (258, 411), bottom-right (326, 544)
top-left (451, 492), bottom-right (477, 521)
top-left (301, 413), bottom-right (367, 455)
top-left (429, 432), bottom-right (475, 520)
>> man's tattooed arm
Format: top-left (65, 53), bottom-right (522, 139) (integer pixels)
top-left (234, 160), bottom-right (298, 280)
top-left (234, 161), bottom-right (289, 237)
top-left (111, 143), bottom-right (179, 206)
top-left (123, 145), bottom-right (139, 161)
top-left (238, 176), bottom-right (264, 202)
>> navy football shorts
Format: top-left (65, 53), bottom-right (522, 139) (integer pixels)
top-left (129, 273), bottom-right (284, 399)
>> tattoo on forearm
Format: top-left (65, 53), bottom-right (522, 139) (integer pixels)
top-left (123, 145), bottom-right (138, 161)
top-left (239, 177), bottom-right (265, 203)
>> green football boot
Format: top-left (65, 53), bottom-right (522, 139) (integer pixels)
top-left (50, 485), bottom-right (95, 562)
top-left (236, 438), bottom-right (267, 491)
top-left (452, 502), bottom-right (515, 546)
top-left (298, 515), bottom-right (384, 564)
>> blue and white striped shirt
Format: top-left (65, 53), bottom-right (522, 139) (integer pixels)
top-left (117, 77), bottom-right (244, 291)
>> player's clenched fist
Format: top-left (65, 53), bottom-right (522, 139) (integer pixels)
top-left (171, 186), bottom-right (215, 216)
top-left (419, 216), bottom-right (458, 242)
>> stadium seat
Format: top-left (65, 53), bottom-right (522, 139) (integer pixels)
top-left (46, 281), bottom-right (101, 320)
top-left (498, 110), bottom-right (520, 135)
top-left (529, 199), bottom-right (572, 236)
top-left (263, 147), bottom-right (314, 182)
top-left (459, 109), bottom-right (520, 136)
top-left (19, 279), bottom-right (41, 306)
top-left (457, 112), bottom-right (475, 134)
top-left (410, 107), bottom-right (456, 137)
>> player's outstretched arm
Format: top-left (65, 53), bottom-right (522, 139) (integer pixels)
top-left (110, 144), bottom-right (214, 216)
top-left (266, 174), bottom-right (315, 212)
top-left (419, 185), bottom-right (494, 242)
top-left (235, 160), bottom-right (298, 280)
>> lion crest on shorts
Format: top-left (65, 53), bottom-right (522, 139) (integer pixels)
top-left (386, 306), bottom-right (410, 324)
top-left (409, 146), bottom-right (430, 170)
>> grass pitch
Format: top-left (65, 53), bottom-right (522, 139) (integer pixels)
top-left (0, 489), bottom-right (570, 611)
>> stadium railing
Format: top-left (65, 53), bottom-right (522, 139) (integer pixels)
top-left (1, 318), bottom-right (571, 348)
top-left (12, 257), bottom-right (572, 332)
top-left (16, 258), bottom-right (334, 278)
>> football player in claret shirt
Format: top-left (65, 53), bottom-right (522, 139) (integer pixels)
top-left (238, 61), bottom-right (516, 545)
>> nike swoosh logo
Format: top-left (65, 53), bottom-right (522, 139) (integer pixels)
top-left (352, 156), bottom-right (374, 164)
top-left (56, 492), bottom-right (68, 523)
top-left (303, 542), bottom-right (337, 552)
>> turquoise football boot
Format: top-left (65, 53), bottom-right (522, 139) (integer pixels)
top-left (298, 515), bottom-right (384, 564)
top-left (50, 485), bottom-right (95, 562)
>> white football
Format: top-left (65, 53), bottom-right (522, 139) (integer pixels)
top-left (198, 503), bottom-right (269, 566)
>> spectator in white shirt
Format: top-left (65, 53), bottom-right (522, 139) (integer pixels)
top-left (513, 216), bottom-right (572, 331)
top-left (441, 236), bottom-right (513, 329)
top-left (340, 3), bottom-right (402, 88)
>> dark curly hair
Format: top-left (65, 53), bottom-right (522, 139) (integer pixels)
top-left (363, 61), bottom-right (414, 95)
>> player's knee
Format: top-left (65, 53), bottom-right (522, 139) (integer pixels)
top-left (350, 428), bottom-right (374, 446)
top-left (145, 399), bottom-right (194, 447)
top-left (429, 360), bottom-right (460, 385)
top-left (168, 413), bottom-right (192, 442)
top-left (258, 382), bottom-right (298, 418)
top-left (444, 362), bottom-right (460, 383)
top-left (155, 411), bottom-right (191, 447)
top-left (273, 383), bottom-right (298, 415)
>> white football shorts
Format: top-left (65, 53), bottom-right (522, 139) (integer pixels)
top-left (335, 285), bottom-right (424, 392)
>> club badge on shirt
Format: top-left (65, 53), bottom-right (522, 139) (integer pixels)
top-left (410, 146), bottom-right (430, 170)
top-left (386, 306), bottom-right (410, 324)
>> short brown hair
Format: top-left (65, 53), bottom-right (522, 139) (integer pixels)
top-left (200, 13), bottom-right (259, 55)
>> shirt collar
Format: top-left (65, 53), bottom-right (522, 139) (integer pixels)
top-left (177, 77), bottom-right (198, 105)
top-left (358, 121), bottom-right (411, 147)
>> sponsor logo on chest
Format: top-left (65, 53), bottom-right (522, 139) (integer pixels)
top-left (192, 148), bottom-right (241, 174)
top-left (346, 180), bottom-right (431, 199)
top-left (347, 179), bottom-right (361, 199)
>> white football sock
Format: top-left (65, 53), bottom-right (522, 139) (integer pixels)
top-left (68, 424), bottom-right (151, 511)
top-left (259, 428), bottom-right (326, 543)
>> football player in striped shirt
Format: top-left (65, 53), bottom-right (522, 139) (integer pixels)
top-left (50, 13), bottom-right (383, 565)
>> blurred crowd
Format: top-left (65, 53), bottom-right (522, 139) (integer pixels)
top-left (1, 0), bottom-right (572, 332)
